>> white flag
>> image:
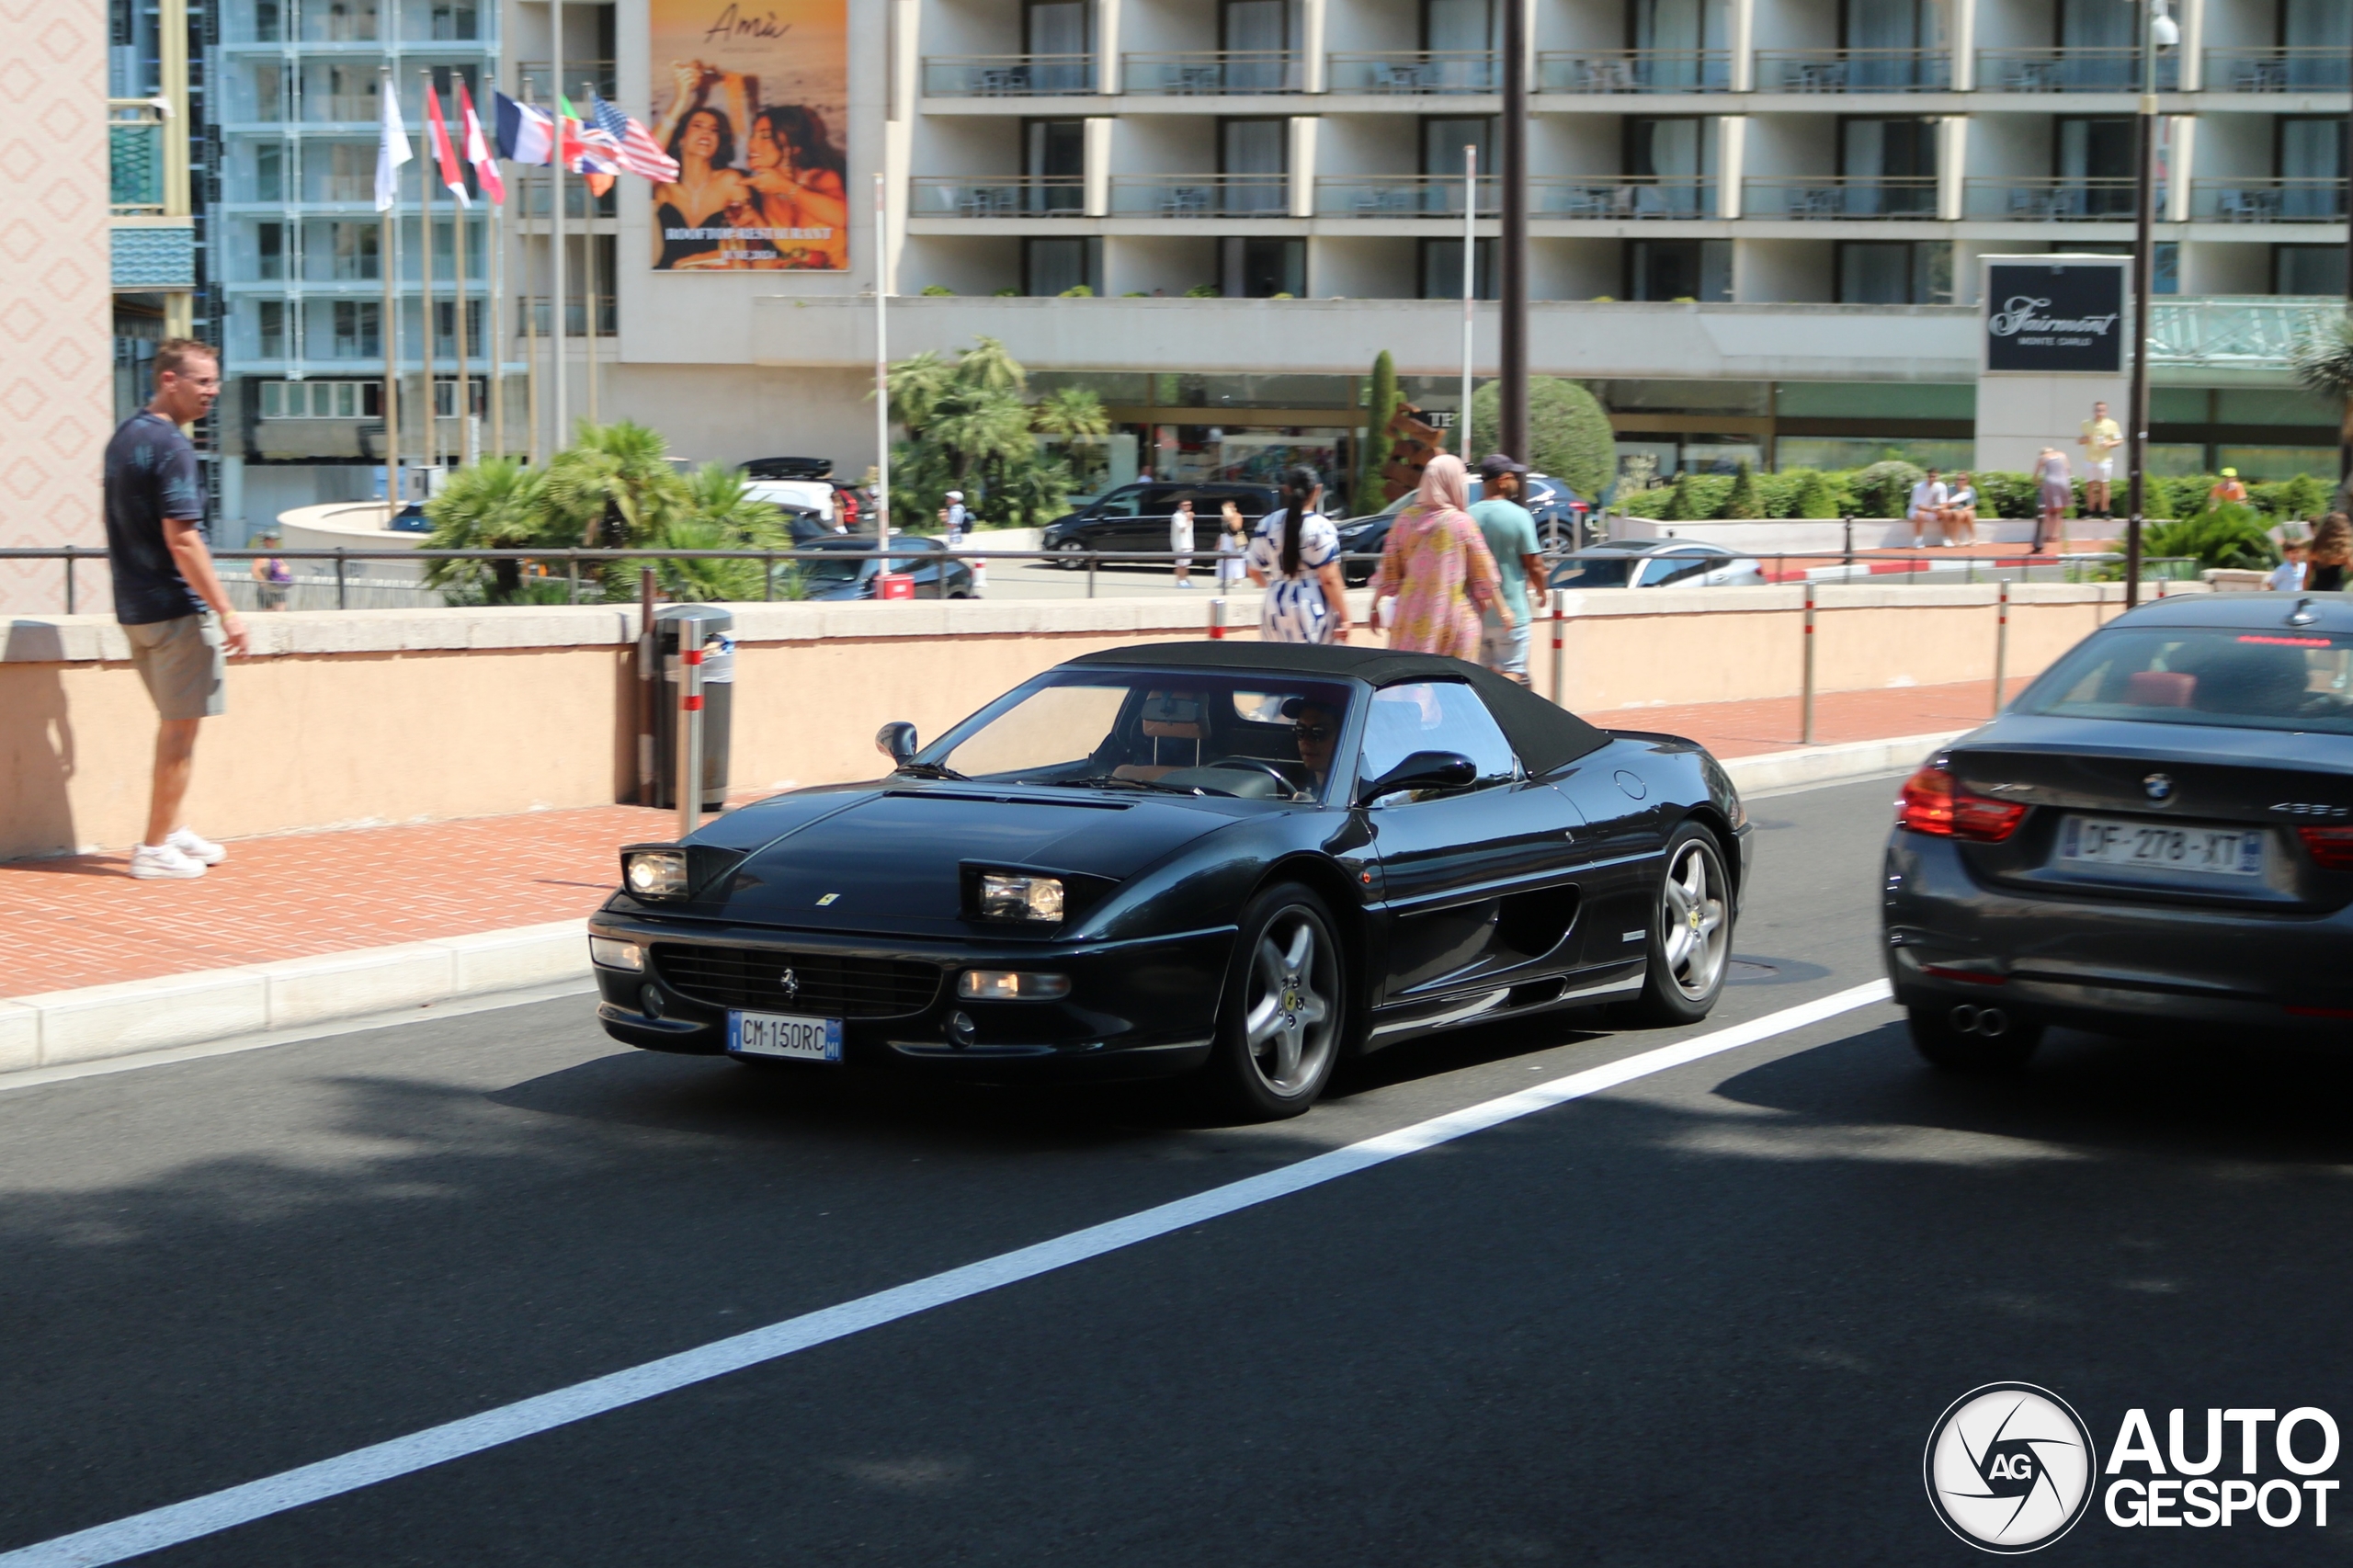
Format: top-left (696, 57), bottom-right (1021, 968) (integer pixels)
top-left (374, 83), bottom-right (412, 211)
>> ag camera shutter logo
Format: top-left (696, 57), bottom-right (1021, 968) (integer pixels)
top-left (1925, 1383), bottom-right (2097, 1553)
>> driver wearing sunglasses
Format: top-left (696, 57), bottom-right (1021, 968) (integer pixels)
top-left (1290, 700), bottom-right (1340, 791)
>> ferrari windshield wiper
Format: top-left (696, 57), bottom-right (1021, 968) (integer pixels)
top-left (1060, 773), bottom-right (1203, 795)
top-left (893, 761), bottom-right (970, 781)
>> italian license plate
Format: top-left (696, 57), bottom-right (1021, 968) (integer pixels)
top-left (2058, 815), bottom-right (2266, 880)
top-left (727, 1010), bottom-right (844, 1062)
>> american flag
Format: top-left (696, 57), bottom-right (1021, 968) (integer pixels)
top-left (591, 95), bottom-right (680, 183)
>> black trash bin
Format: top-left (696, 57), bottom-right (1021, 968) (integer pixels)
top-left (652, 604), bottom-right (734, 812)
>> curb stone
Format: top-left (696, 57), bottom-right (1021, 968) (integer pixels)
top-left (0, 733), bottom-right (1968, 1071)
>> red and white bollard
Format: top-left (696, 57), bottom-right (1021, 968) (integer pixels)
top-left (677, 640), bottom-right (704, 837)
top-left (1209, 597), bottom-right (1228, 640)
top-left (1549, 589), bottom-right (1566, 704)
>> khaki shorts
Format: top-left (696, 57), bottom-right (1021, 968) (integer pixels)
top-left (126, 612), bottom-right (225, 721)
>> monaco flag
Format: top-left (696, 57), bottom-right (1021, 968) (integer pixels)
top-left (425, 83), bottom-right (469, 207)
top-left (458, 82), bottom-right (506, 204)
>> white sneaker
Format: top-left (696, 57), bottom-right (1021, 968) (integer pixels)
top-left (166, 826), bottom-right (226, 865)
top-left (129, 843), bottom-right (206, 880)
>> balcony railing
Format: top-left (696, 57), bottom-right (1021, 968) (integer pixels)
top-left (1743, 176), bottom-right (1939, 219)
top-left (1108, 174), bottom-right (1289, 218)
top-left (1315, 176), bottom-right (1496, 217)
top-left (1534, 50), bottom-right (1731, 93)
top-left (515, 179), bottom-right (617, 219)
top-left (2189, 178), bottom-right (2348, 224)
top-left (1122, 51), bottom-right (1302, 94)
top-left (1975, 48), bottom-right (2179, 93)
top-left (921, 54), bottom-right (1097, 97)
top-left (1753, 49), bottom-right (1950, 93)
top-left (1964, 177), bottom-right (2148, 221)
top-left (909, 176), bottom-right (1087, 218)
top-left (514, 62), bottom-right (619, 101)
top-left (109, 100), bottom-right (166, 213)
top-left (304, 93), bottom-right (381, 123)
top-left (2146, 298), bottom-right (2345, 369)
top-left (521, 296), bottom-right (615, 337)
top-left (2201, 48), bottom-right (2353, 93)
top-left (1532, 176), bottom-right (1715, 220)
top-left (1326, 51), bottom-right (1497, 94)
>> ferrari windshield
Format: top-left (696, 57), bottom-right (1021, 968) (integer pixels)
top-left (924, 671), bottom-right (1356, 801)
top-left (2017, 627), bottom-right (2353, 735)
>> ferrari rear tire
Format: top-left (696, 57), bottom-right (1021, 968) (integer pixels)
top-left (1204, 882), bottom-right (1346, 1120)
top-left (1615, 823), bottom-right (1733, 1028)
top-left (1907, 1004), bottom-right (2042, 1073)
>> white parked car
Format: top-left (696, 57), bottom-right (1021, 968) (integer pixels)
top-left (744, 478), bottom-right (835, 525)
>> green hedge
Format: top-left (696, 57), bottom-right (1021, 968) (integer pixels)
top-left (1615, 465), bottom-right (2341, 524)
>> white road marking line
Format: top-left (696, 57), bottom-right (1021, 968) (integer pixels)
top-left (1, 980), bottom-right (1892, 1568)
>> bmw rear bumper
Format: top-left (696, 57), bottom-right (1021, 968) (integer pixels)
top-left (587, 915), bottom-right (1232, 1082)
top-left (1882, 834), bottom-right (2353, 1038)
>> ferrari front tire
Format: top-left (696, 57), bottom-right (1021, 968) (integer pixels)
top-left (1617, 823), bottom-right (1733, 1028)
top-left (1205, 882), bottom-right (1346, 1120)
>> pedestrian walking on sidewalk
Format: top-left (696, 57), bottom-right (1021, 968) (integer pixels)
top-left (1246, 466), bottom-right (1351, 644)
top-left (251, 531), bottom-right (291, 610)
top-left (1470, 452), bottom-right (1546, 684)
top-left (2031, 447), bottom-right (2073, 554)
top-left (103, 338), bottom-right (250, 881)
top-left (2079, 401), bottom-right (2122, 519)
top-left (1370, 452), bottom-right (1507, 662)
top-left (1214, 499), bottom-right (1248, 589)
top-left (1169, 497), bottom-right (1196, 587)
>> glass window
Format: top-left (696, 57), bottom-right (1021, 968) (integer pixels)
top-left (2277, 244), bottom-right (2345, 296)
top-left (1024, 236), bottom-right (1098, 297)
top-left (2018, 629), bottom-right (2353, 735)
top-left (1420, 236), bottom-right (1494, 301)
top-left (1358, 682), bottom-right (1518, 793)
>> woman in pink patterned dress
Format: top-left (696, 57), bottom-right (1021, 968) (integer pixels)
top-left (1369, 453), bottom-right (1509, 660)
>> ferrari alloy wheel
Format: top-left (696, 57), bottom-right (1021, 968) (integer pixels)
top-left (1209, 884), bottom-right (1345, 1119)
top-left (1619, 824), bottom-right (1733, 1027)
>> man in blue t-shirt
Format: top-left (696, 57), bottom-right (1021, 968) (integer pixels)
top-left (102, 338), bottom-right (250, 880)
top-left (1470, 453), bottom-right (1550, 684)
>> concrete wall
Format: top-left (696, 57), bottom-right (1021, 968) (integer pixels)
top-left (0, 0), bottom-right (112, 615)
top-left (1, 585), bottom-right (2138, 861)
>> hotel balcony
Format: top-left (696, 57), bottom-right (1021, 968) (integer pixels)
top-left (109, 101), bottom-right (169, 216)
top-left (1315, 176), bottom-right (1496, 218)
top-left (1962, 176), bottom-right (2148, 222)
top-left (1121, 51), bottom-right (1303, 95)
top-left (2200, 48), bottom-right (2352, 94)
top-left (1108, 175), bottom-right (1290, 219)
top-left (1752, 49), bottom-right (1950, 94)
top-left (920, 54), bottom-right (1097, 97)
top-left (2188, 178), bottom-right (2349, 224)
top-left (1534, 176), bottom-right (1716, 221)
top-left (910, 176), bottom-right (1088, 219)
top-left (1324, 51), bottom-right (1497, 95)
top-left (1743, 176), bottom-right (1939, 221)
top-left (1534, 50), bottom-right (1732, 95)
top-left (1974, 48), bottom-right (2180, 94)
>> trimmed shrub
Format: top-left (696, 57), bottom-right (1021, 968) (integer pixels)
top-left (1719, 460), bottom-right (1763, 519)
top-left (1359, 350), bottom-right (1400, 513)
top-left (1788, 469), bottom-right (1841, 519)
top-left (2143, 505), bottom-right (2280, 572)
top-left (1467, 376), bottom-right (1616, 500)
top-left (1851, 459), bottom-right (1927, 519)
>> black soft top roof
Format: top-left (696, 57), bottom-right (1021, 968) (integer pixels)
top-left (1063, 641), bottom-right (1610, 776)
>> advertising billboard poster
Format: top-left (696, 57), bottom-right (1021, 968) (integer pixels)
top-left (1982, 261), bottom-right (2126, 375)
top-left (645, 0), bottom-right (848, 271)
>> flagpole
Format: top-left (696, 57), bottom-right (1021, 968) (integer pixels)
top-left (873, 170), bottom-right (890, 546)
top-left (454, 150), bottom-right (473, 469)
top-left (489, 126), bottom-right (504, 461)
top-left (420, 69), bottom-right (438, 475)
top-left (381, 63), bottom-right (401, 513)
top-left (526, 159), bottom-right (540, 465)
top-left (585, 172), bottom-right (599, 426)
top-left (550, 14), bottom-right (568, 450)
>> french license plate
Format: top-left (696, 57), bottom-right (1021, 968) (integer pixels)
top-left (2058, 815), bottom-right (2266, 880)
top-left (727, 1010), bottom-right (844, 1062)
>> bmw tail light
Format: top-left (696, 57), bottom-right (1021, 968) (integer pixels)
top-left (2298, 826), bottom-right (2353, 871)
top-left (1897, 766), bottom-right (2026, 844)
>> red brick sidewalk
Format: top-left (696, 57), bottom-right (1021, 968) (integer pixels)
top-left (0, 678), bottom-right (2006, 999)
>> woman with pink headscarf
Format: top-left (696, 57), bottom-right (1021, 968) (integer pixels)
top-left (1369, 453), bottom-right (1509, 660)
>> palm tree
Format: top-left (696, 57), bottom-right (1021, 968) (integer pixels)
top-left (421, 458), bottom-right (545, 601)
top-left (884, 349), bottom-right (956, 433)
top-left (541, 420), bottom-right (688, 551)
top-left (1032, 385), bottom-right (1109, 439)
top-left (954, 335), bottom-right (1025, 395)
top-left (2291, 312), bottom-right (2353, 507)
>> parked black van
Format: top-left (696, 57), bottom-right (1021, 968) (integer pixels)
top-left (1041, 481), bottom-right (1282, 566)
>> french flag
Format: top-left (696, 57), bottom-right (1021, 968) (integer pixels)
top-left (494, 91), bottom-right (551, 166)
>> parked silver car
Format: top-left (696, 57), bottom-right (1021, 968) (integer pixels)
top-left (1550, 540), bottom-right (1768, 591)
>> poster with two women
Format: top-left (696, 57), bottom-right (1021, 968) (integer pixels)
top-left (645, 0), bottom-right (848, 271)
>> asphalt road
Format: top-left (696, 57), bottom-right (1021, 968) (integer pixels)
top-left (6, 774), bottom-right (2351, 1565)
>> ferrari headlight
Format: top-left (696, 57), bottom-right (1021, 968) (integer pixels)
top-left (622, 849), bottom-right (688, 900)
top-left (958, 970), bottom-right (1072, 1000)
top-left (978, 873), bottom-right (1064, 922)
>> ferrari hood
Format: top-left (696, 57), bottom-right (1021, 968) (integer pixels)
top-left (716, 787), bottom-right (1235, 933)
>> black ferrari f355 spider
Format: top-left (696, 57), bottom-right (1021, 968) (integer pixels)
top-left (590, 642), bottom-right (1751, 1118)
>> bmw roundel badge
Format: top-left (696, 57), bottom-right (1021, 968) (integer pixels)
top-left (2143, 772), bottom-right (2173, 802)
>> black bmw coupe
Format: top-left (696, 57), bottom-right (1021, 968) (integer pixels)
top-left (1885, 593), bottom-right (2353, 1071)
top-left (590, 642), bottom-right (1750, 1118)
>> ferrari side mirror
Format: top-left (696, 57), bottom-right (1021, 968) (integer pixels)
top-left (876, 722), bottom-right (919, 766)
top-left (1358, 750), bottom-right (1478, 805)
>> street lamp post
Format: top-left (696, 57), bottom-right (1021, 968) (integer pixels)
top-left (2122, 0), bottom-right (2177, 609)
top-left (1497, 0), bottom-right (1528, 463)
